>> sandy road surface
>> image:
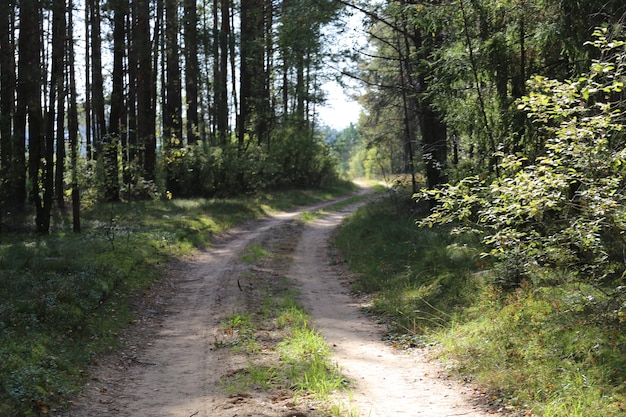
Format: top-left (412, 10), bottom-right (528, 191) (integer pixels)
top-left (58, 191), bottom-right (503, 417)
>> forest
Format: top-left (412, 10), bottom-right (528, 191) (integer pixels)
top-left (6, 0), bottom-right (625, 239)
top-left (1, 0), bottom-right (626, 415)
top-left (334, 1), bottom-right (626, 415)
top-left (340, 0), bottom-right (626, 292)
top-left (0, 0), bottom-right (346, 234)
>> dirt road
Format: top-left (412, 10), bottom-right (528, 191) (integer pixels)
top-left (59, 191), bottom-right (503, 417)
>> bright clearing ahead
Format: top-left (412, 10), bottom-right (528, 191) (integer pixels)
top-left (318, 81), bottom-right (362, 130)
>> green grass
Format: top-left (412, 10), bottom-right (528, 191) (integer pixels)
top-left (334, 198), bottom-right (481, 334)
top-left (299, 192), bottom-right (375, 223)
top-left (216, 312), bottom-right (259, 352)
top-left (240, 243), bottom-right (271, 263)
top-left (215, 235), bottom-right (350, 414)
top-left (219, 294), bottom-right (346, 400)
top-left (435, 283), bottom-right (626, 416)
top-left (334, 195), bottom-right (626, 417)
top-left (277, 321), bottom-right (345, 399)
top-left (0, 182), bottom-right (357, 417)
top-left (223, 361), bottom-right (278, 393)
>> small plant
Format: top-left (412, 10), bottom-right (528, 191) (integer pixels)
top-left (220, 361), bottom-right (276, 393)
top-left (418, 30), bottom-right (626, 287)
top-left (300, 210), bottom-right (321, 222)
top-left (277, 304), bottom-right (309, 328)
top-left (277, 325), bottom-right (346, 399)
top-left (217, 312), bottom-right (258, 352)
top-left (241, 244), bottom-right (271, 263)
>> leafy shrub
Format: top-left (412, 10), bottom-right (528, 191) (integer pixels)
top-left (419, 29), bottom-right (626, 288)
top-left (162, 125), bottom-right (340, 199)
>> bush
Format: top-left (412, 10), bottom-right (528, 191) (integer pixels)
top-left (163, 126), bottom-right (340, 198)
top-left (419, 29), bottom-right (626, 288)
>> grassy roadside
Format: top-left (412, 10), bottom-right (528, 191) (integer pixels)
top-left (333, 193), bottom-right (626, 417)
top-left (0, 182), bottom-right (357, 417)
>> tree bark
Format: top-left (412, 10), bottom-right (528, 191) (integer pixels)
top-left (164, 0), bottom-right (182, 193)
top-left (164, 0), bottom-right (182, 146)
top-left (89, 0), bottom-right (106, 158)
top-left (67, 0), bottom-right (81, 232)
top-left (184, 0), bottom-right (199, 144)
top-left (0, 1), bottom-right (20, 211)
top-left (214, 0), bottom-right (230, 144)
top-left (107, 0), bottom-right (127, 202)
top-left (49, 0), bottom-right (66, 211)
top-left (239, 0), bottom-right (267, 150)
top-left (16, 0), bottom-right (44, 231)
top-left (84, 1), bottom-right (92, 160)
top-left (134, 0), bottom-right (156, 180)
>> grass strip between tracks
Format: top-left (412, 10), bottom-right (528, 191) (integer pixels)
top-left (216, 227), bottom-right (358, 417)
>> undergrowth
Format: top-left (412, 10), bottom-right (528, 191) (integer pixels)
top-left (334, 195), bottom-right (481, 335)
top-left (0, 183), bottom-right (356, 417)
top-left (334, 194), bottom-right (626, 417)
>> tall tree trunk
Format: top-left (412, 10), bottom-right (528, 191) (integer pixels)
top-left (264, 0), bottom-right (273, 149)
top-left (84, 1), bottom-right (92, 160)
top-left (154, 0), bottom-right (163, 145)
top-left (55, 55), bottom-right (66, 209)
top-left (184, 0), bottom-right (199, 144)
top-left (89, 0), bottom-right (106, 158)
top-left (197, 0), bottom-right (209, 141)
top-left (49, 0), bottom-right (66, 212)
top-left (107, 0), bottom-right (127, 202)
top-left (16, 0), bottom-right (44, 231)
top-left (228, 6), bottom-right (238, 138)
top-left (164, 0), bottom-right (183, 193)
top-left (134, 0), bottom-right (156, 180)
top-left (295, 55), bottom-right (305, 123)
top-left (164, 0), bottom-right (182, 145)
top-left (239, 0), bottom-right (267, 150)
top-left (0, 1), bottom-right (19, 211)
top-left (239, 0), bottom-right (251, 154)
top-left (211, 0), bottom-right (219, 140)
top-left (399, 5), bottom-right (447, 190)
top-left (214, 0), bottom-right (229, 144)
top-left (40, 1), bottom-right (64, 231)
top-left (126, 10), bottom-right (137, 187)
top-left (67, 0), bottom-right (81, 232)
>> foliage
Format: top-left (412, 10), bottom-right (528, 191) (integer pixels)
top-left (328, 123), bottom-right (360, 178)
top-left (269, 124), bottom-right (340, 189)
top-left (419, 30), bottom-right (626, 287)
top-left (355, 13), bottom-right (420, 182)
top-left (351, 0), bottom-right (626, 188)
top-left (277, 324), bottom-right (345, 399)
top-left (334, 193), bottom-right (626, 417)
top-left (0, 234), bottom-right (153, 416)
top-left (161, 124), bottom-right (340, 199)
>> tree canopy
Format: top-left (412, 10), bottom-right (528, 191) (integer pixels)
top-left (337, 0), bottom-right (626, 289)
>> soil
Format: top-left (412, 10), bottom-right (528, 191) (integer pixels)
top-left (56, 189), bottom-right (508, 417)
